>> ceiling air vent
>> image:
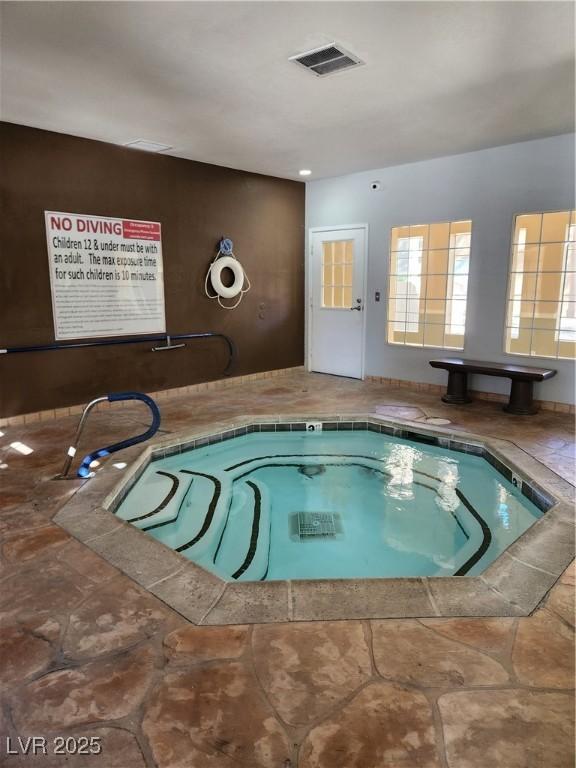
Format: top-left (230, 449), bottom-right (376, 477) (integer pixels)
top-left (123, 139), bottom-right (172, 153)
top-left (289, 43), bottom-right (364, 77)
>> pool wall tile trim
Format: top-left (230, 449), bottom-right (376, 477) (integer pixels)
top-left (53, 414), bottom-right (574, 625)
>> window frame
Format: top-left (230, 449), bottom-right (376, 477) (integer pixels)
top-left (502, 208), bottom-right (576, 361)
top-left (385, 218), bottom-right (473, 352)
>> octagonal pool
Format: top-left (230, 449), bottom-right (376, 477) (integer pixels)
top-left (114, 422), bottom-right (546, 581)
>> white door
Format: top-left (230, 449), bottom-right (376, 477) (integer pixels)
top-left (309, 226), bottom-right (367, 378)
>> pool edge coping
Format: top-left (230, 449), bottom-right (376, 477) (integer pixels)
top-left (53, 413), bottom-right (575, 625)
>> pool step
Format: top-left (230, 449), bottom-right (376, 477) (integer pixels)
top-left (214, 479), bottom-right (270, 581)
top-left (118, 470), bottom-right (190, 530)
top-left (149, 470), bottom-right (232, 561)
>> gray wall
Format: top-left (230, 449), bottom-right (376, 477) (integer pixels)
top-left (306, 134), bottom-right (575, 404)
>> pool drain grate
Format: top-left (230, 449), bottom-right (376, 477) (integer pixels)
top-left (296, 511), bottom-right (341, 538)
top-left (298, 464), bottom-right (326, 478)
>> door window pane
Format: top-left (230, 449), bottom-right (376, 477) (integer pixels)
top-left (322, 240), bottom-right (354, 309)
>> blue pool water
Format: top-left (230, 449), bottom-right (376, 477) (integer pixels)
top-left (115, 430), bottom-right (542, 580)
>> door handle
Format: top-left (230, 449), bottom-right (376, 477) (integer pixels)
top-left (349, 305), bottom-right (362, 311)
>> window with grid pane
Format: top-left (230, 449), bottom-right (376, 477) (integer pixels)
top-left (505, 210), bottom-right (575, 360)
top-left (321, 240), bottom-right (353, 309)
top-left (387, 220), bottom-right (472, 349)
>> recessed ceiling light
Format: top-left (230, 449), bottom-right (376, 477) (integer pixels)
top-left (299, 169), bottom-right (312, 177)
top-left (123, 139), bottom-right (172, 153)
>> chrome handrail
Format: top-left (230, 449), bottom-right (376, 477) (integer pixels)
top-left (60, 396), bottom-right (108, 478)
top-left (59, 391), bottom-right (161, 479)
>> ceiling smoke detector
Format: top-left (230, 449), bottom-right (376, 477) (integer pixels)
top-left (289, 43), bottom-right (364, 77)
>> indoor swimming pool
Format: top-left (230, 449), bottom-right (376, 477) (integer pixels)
top-left (114, 425), bottom-right (544, 581)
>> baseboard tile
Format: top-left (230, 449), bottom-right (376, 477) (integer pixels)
top-left (0, 366), bottom-right (306, 427)
top-left (3, 366), bottom-right (571, 426)
top-left (365, 375), bottom-right (575, 414)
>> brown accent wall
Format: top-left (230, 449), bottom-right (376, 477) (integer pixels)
top-left (0, 123), bottom-right (305, 417)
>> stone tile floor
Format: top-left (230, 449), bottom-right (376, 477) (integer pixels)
top-left (0, 371), bottom-right (574, 767)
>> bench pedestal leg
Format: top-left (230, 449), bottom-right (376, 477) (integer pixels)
top-left (441, 371), bottom-right (472, 405)
top-left (504, 379), bottom-right (538, 415)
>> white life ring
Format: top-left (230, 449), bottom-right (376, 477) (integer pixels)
top-left (205, 239), bottom-right (251, 309)
top-left (209, 256), bottom-right (245, 299)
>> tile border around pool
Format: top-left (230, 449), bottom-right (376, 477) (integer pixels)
top-left (53, 414), bottom-right (575, 625)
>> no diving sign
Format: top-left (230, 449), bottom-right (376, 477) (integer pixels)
top-left (45, 211), bottom-right (166, 340)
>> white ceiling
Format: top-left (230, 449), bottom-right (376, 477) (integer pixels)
top-left (1, 1), bottom-right (574, 180)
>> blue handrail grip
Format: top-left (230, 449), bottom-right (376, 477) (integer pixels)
top-left (77, 392), bottom-right (161, 478)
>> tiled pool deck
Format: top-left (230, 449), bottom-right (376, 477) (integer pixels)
top-left (0, 371), bottom-right (574, 767)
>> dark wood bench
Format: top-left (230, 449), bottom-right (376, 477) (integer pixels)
top-left (429, 358), bottom-right (557, 415)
